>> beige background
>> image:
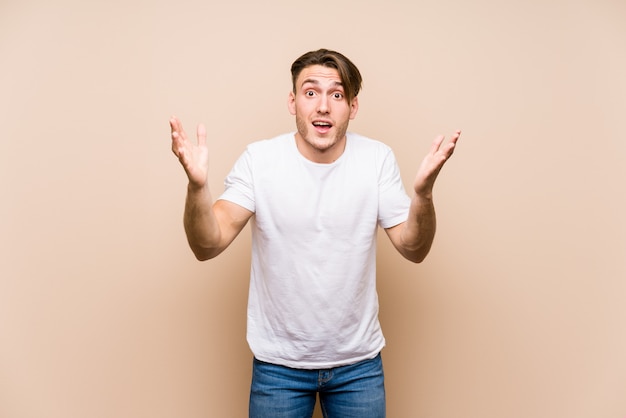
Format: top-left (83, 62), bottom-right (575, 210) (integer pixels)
top-left (1, 0), bottom-right (625, 417)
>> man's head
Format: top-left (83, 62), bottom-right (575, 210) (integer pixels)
top-left (287, 49), bottom-right (362, 163)
top-left (290, 49), bottom-right (362, 104)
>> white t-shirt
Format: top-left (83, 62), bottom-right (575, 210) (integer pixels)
top-left (218, 132), bottom-right (411, 369)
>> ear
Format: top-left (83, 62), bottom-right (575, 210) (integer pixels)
top-left (287, 91), bottom-right (296, 115)
top-left (349, 96), bottom-right (359, 120)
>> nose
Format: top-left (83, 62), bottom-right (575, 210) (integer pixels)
top-left (317, 95), bottom-right (329, 114)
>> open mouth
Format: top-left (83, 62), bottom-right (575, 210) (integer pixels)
top-left (312, 121), bottom-right (332, 133)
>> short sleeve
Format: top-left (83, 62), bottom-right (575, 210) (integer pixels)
top-left (377, 148), bottom-right (411, 229)
top-left (218, 148), bottom-right (256, 213)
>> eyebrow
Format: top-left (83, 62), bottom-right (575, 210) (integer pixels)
top-left (301, 79), bottom-right (344, 88)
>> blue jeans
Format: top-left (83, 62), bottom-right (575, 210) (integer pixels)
top-left (249, 353), bottom-right (386, 418)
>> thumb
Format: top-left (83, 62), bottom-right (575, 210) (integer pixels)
top-left (197, 123), bottom-right (207, 146)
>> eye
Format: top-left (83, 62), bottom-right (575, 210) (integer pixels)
top-left (333, 92), bottom-right (344, 100)
top-left (305, 90), bottom-right (316, 97)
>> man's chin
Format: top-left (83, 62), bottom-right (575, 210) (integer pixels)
top-left (297, 129), bottom-right (345, 152)
top-left (308, 136), bottom-right (339, 152)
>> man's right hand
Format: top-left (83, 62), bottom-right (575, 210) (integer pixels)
top-left (170, 116), bottom-right (209, 189)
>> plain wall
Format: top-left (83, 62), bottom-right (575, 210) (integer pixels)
top-left (1, 0), bottom-right (625, 417)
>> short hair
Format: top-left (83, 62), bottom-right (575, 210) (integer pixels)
top-left (290, 49), bottom-right (362, 103)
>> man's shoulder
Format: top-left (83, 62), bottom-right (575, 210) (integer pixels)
top-left (247, 132), bottom-right (294, 152)
top-left (347, 132), bottom-right (393, 154)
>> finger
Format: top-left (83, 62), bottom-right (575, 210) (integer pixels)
top-left (170, 118), bottom-right (186, 157)
top-left (434, 130), bottom-right (461, 155)
top-left (440, 130), bottom-right (461, 159)
top-left (171, 133), bottom-right (185, 158)
top-left (171, 116), bottom-right (189, 142)
top-left (446, 130), bottom-right (461, 152)
top-left (173, 139), bottom-right (192, 169)
top-left (169, 116), bottom-right (181, 135)
top-left (430, 134), bottom-right (445, 154)
top-left (197, 123), bottom-right (207, 147)
top-left (450, 130), bottom-right (461, 145)
top-left (170, 117), bottom-right (182, 143)
top-left (177, 147), bottom-right (187, 165)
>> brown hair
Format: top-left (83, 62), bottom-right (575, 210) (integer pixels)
top-left (290, 49), bottom-right (362, 103)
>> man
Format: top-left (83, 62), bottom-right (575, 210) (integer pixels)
top-left (170, 48), bottom-right (460, 417)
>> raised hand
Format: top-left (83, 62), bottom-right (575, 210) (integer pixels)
top-left (170, 116), bottom-right (209, 189)
top-left (413, 130), bottom-right (461, 198)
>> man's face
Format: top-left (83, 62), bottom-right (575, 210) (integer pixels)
top-left (288, 65), bottom-right (359, 163)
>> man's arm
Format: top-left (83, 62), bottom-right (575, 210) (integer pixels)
top-left (385, 130), bottom-right (460, 263)
top-left (171, 116), bottom-right (253, 261)
top-left (183, 186), bottom-right (252, 260)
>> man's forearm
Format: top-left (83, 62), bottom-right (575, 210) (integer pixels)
top-left (394, 129), bottom-right (459, 263)
top-left (399, 195), bottom-right (437, 263)
top-left (183, 184), bottom-right (221, 261)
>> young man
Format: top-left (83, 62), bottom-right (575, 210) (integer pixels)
top-left (170, 49), bottom-right (460, 418)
